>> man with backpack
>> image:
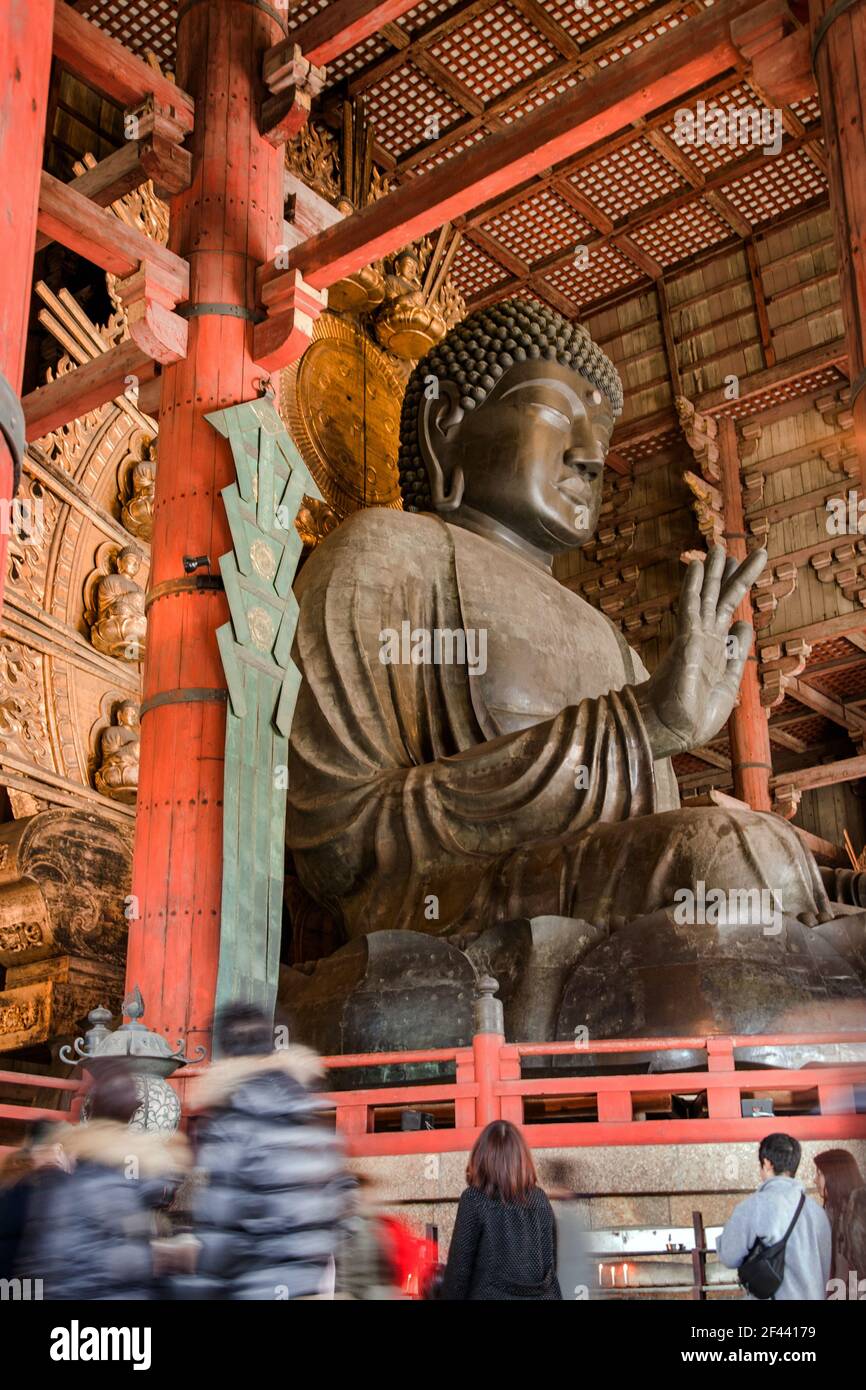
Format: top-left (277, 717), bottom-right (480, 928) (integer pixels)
top-left (717, 1133), bottom-right (832, 1299)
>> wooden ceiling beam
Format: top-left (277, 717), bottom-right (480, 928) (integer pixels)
top-left (509, 0), bottom-right (582, 61)
top-left (267, 0), bottom-right (423, 77)
top-left (53, 2), bottom-right (194, 134)
top-left (772, 754), bottom-right (866, 794)
top-left (786, 677), bottom-right (866, 734)
top-left (269, 0), bottom-right (760, 296)
top-left (37, 171), bottom-right (188, 301)
top-left (768, 727), bottom-right (808, 753)
top-left (22, 342), bottom-right (159, 443)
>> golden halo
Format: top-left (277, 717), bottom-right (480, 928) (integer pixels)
top-left (279, 312), bottom-right (405, 517)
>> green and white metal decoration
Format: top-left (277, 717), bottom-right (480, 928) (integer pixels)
top-left (206, 393), bottom-right (322, 1018)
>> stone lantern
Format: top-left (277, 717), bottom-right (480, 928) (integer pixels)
top-left (60, 985), bottom-right (204, 1133)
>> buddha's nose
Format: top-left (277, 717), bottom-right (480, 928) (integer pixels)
top-left (563, 449), bottom-right (603, 481)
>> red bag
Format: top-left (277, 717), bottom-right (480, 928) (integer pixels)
top-left (378, 1214), bottom-right (438, 1298)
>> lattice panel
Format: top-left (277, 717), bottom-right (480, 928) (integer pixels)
top-left (802, 663), bottom-right (866, 702)
top-left (809, 637), bottom-right (866, 665)
top-left (406, 125), bottom-right (487, 177)
top-left (481, 189), bottom-right (596, 266)
top-left (428, 1), bottom-right (559, 102)
top-left (630, 198), bottom-right (730, 267)
top-left (327, 30), bottom-right (393, 85)
top-left (401, 0), bottom-right (465, 35)
top-left (660, 83), bottom-right (777, 176)
top-left (547, 0), bottom-right (675, 45)
top-left (618, 425), bottom-right (682, 464)
top-left (498, 72), bottom-right (582, 126)
top-left (724, 149), bottom-right (828, 228)
top-left (290, 1), bottom-right (331, 25)
top-left (711, 366), bottom-right (846, 420)
top-left (81, 0), bottom-right (177, 67)
top-left (596, 5), bottom-right (690, 66)
top-left (542, 242), bottom-right (644, 309)
top-left (770, 696), bottom-right (803, 722)
top-left (672, 752), bottom-right (714, 777)
top-left (450, 235), bottom-right (511, 299)
top-left (571, 138), bottom-right (685, 222)
top-left (789, 94), bottom-right (822, 126)
top-left (365, 63), bottom-right (465, 159)
top-left (783, 714), bottom-right (838, 745)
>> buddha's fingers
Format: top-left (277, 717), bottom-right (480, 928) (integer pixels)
top-left (715, 548), bottom-right (768, 630)
top-left (699, 546), bottom-right (727, 623)
top-left (720, 620), bottom-right (752, 701)
top-left (680, 556), bottom-right (705, 624)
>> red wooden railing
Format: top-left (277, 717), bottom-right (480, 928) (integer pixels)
top-left (0, 1069), bottom-right (82, 1158)
top-left (307, 1031), bottom-right (866, 1156)
top-left (2, 1033), bottom-right (865, 1160)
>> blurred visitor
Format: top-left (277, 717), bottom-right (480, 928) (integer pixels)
top-left (717, 1132), bottom-right (831, 1300)
top-left (546, 1158), bottom-right (592, 1300)
top-left (18, 1060), bottom-right (190, 1299)
top-left (0, 1121), bottom-right (70, 1280)
top-left (336, 1175), bottom-right (404, 1300)
top-left (837, 1186), bottom-right (866, 1291)
top-left (441, 1119), bottom-right (561, 1300)
top-left (179, 1003), bottom-right (354, 1299)
top-left (814, 1148), bottom-right (864, 1285)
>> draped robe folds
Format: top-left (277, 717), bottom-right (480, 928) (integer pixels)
top-left (286, 508), bottom-right (829, 938)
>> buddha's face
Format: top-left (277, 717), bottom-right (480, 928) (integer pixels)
top-left (420, 358), bottom-right (614, 555)
top-left (118, 702), bottom-right (139, 729)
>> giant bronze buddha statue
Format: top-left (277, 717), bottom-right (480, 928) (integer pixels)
top-left (283, 300), bottom-right (866, 1055)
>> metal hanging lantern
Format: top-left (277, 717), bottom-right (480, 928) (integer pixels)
top-left (61, 985), bottom-right (204, 1133)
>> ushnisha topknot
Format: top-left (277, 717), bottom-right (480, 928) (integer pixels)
top-left (397, 297), bottom-right (623, 512)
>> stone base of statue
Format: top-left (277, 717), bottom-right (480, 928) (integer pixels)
top-left (278, 930), bottom-right (477, 1056)
top-left (278, 909), bottom-right (866, 1068)
top-left (555, 907), bottom-right (866, 1069)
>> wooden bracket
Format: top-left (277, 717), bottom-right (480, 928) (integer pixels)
top-left (130, 96), bottom-right (193, 198)
top-left (260, 44), bottom-right (325, 148)
top-left (772, 783), bottom-right (802, 821)
top-left (252, 269), bottom-right (327, 373)
top-left (759, 638), bottom-right (812, 709)
top-left (115, 263), bottom-right (188, 366)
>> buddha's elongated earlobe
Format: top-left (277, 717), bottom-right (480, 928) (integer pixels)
top-left (419, 383), bottom-right (465, 513)
top-left (430, 461), bottom-right (464, 512)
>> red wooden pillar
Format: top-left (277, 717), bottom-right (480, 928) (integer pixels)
top-left (811, 0), bottom-right (866, 484)
top-left (126, 0), bottom-right (285, 1053)
top-left (718, 416), bottom-right (773, 811)
top-left (0, 0), bottom-right (55, 612)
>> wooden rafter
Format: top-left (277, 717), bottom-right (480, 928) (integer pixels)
top-left (53, 2), bottom-right (194, 133)
top-left (773, 755), bottom-right (866, 795)
top-left (268, 0), bottom-right (763, 296)
top-left (266, 0), bottom-right (426, 83)
top-left (37, 171), bottom-right (187, 298)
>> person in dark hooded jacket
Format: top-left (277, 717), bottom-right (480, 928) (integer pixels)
top-left (18, 1062), bottom-right (191, 1300)
top-left (180, 1003), bottom-right (354, 1300)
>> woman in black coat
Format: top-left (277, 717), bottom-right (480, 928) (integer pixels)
top-left (441, 1120), bottom-right (561, 1300)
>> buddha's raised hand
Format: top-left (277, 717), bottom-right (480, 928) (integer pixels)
top-left (634, 545), bottom-right (768, 760)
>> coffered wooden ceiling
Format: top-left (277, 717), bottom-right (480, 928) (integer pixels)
top-left (71, 0), bottom-right (827, 322)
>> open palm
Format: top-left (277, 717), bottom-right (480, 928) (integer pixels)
top-left (636, 546), bottom-right (768, 760)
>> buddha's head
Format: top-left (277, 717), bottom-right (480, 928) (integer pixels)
top-left (116, 700), bottom-right (140, 730)
top-left (117, 546), bottom-right (142, 577)
top-left (398, 299), bottom-right (622, 557)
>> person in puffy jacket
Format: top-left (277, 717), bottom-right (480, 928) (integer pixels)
top-left (181, 1003), bottom-right (354, 1300)
top-left (18, 1062), bottom-right (190, 1300)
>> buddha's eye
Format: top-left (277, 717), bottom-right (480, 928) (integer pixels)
top-left (528, 401), bottom-right (571, 428)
